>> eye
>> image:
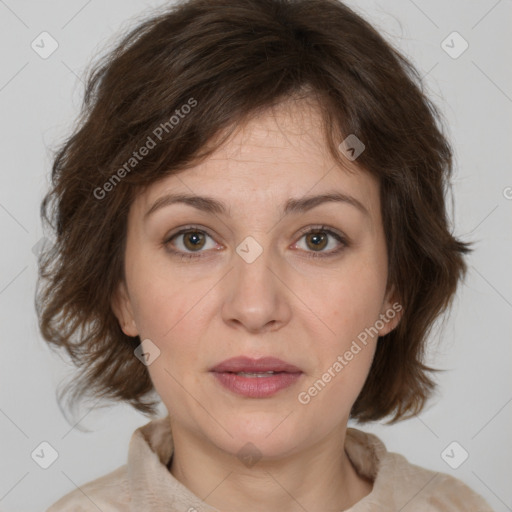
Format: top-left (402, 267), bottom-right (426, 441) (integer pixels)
top-left (294, 225), bottom-right (348, 259)
top-left (163, 226), bottom-right (219, 260)
top-left (163, 224), bottom-right (348, 261)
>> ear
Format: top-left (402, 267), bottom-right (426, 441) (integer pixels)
top-left (111, 280), bottom-right (138, 337)
top-left (377, 284), bottom-right (403, 337)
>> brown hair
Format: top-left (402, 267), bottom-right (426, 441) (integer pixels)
top-left (36, 0), bottom-right (470, 424)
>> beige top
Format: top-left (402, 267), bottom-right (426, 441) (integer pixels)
top-left (47, 416), bottom-right (493, 511)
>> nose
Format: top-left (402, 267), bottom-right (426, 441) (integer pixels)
top-left (221, 239), bottom-right (292, 334)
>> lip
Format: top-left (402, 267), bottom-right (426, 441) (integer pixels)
top-left (210, 356), bottom-right (303, 398)
top-left (210, 356), bottom-right (302, 373)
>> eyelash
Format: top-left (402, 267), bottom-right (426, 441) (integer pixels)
top-left (163, 225), bottom-right (348, 261)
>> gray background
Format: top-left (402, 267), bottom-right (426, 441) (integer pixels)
top-left (0, 0), bottom-right (511, 510)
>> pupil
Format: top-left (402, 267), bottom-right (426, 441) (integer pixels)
top-left (185, 232), bottom-right (204, 250)
top-left (309, 232), bottom-right (326, 250)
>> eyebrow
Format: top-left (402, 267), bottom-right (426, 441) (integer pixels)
top-left (144, 191), bottom-right (369, 220)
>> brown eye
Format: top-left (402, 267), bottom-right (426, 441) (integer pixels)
top-left (182, 231), bottom-right (206, 251)
top-left (305, 231), bottom-right (329, 251)
top-left (295, 226), bottom-right (348, 259)
top-left (164, 227), bottom-right (217, 259)
top-left (164, 224), bottom-right (347, 261)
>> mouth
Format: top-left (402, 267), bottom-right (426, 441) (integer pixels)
top-left (210, 356), bottom-right (302, 374)
top-left (226, 371), bottom-right (286, 377)
top-left (210, 356), bottom-right (303, 398)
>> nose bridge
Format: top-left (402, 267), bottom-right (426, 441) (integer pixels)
top-left (221, 233), bottom-right (290, 332)
top-left (234, 233), bottom-right (278, 300)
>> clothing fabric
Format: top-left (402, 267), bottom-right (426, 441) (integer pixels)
top-left (46, 415), bottom-right (493, 511)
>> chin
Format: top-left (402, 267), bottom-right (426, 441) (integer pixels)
top-left (215, 412), bottom-right (308, 458)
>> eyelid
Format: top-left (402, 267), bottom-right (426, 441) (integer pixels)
top-left (292, 225), bottom-right (349, 258)
top-left (162, 224), bottom-right (221, 251)
top-left (295, 224), bottom-right (347, 241)
top-left (163, 224), bottom-right (349, 259)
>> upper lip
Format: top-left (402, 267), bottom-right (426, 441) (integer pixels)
top-left (210, 356), bottom-right (302, 373)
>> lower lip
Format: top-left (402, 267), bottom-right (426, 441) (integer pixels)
top-left (211, 372), bottom-right (302, 398)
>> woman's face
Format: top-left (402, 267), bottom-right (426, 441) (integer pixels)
top-left (113, 98), bottom-right (400, 459)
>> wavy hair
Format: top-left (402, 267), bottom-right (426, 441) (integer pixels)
top-left (36, 0), bottom-right (470, 424)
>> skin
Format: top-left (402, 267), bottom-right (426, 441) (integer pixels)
top-left (112, 97), bottom-right (402, 512)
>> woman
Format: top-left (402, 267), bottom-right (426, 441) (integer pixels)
top-left (37, 0), bottom-right (493, 509)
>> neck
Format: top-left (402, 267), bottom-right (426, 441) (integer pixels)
top-left (168, 422), bottom-right (373, 512)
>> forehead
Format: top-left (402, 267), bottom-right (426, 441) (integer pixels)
top-left (131, 98), bottom-right (380, 220)
top-left (215, 97), bottom-right (329, 161)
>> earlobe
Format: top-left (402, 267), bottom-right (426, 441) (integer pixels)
top-left (377, 310), bottom-right (401, 337)
top-left (378, 285), bottom-right (403, 337)
top-left (111, 280), bottom-right (138, 337)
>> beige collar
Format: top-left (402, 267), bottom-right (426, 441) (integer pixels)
top-left (126, 416), bottom-right (392, 511)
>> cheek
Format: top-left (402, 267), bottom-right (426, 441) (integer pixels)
top-left (295, 294), bottom-right (378, 422)
top-left (295, 252), bottom-right (385, 403)
top-left (135, 289), bottom-right (205, 355)
top-left (131, 276), bottom-right (207, 407)
top-left (126, 248), bottom-right (204, 341)
top-left (306, 252), bottom-right (388, 341)
top-left (302, 346), bottom-right (376, 420)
